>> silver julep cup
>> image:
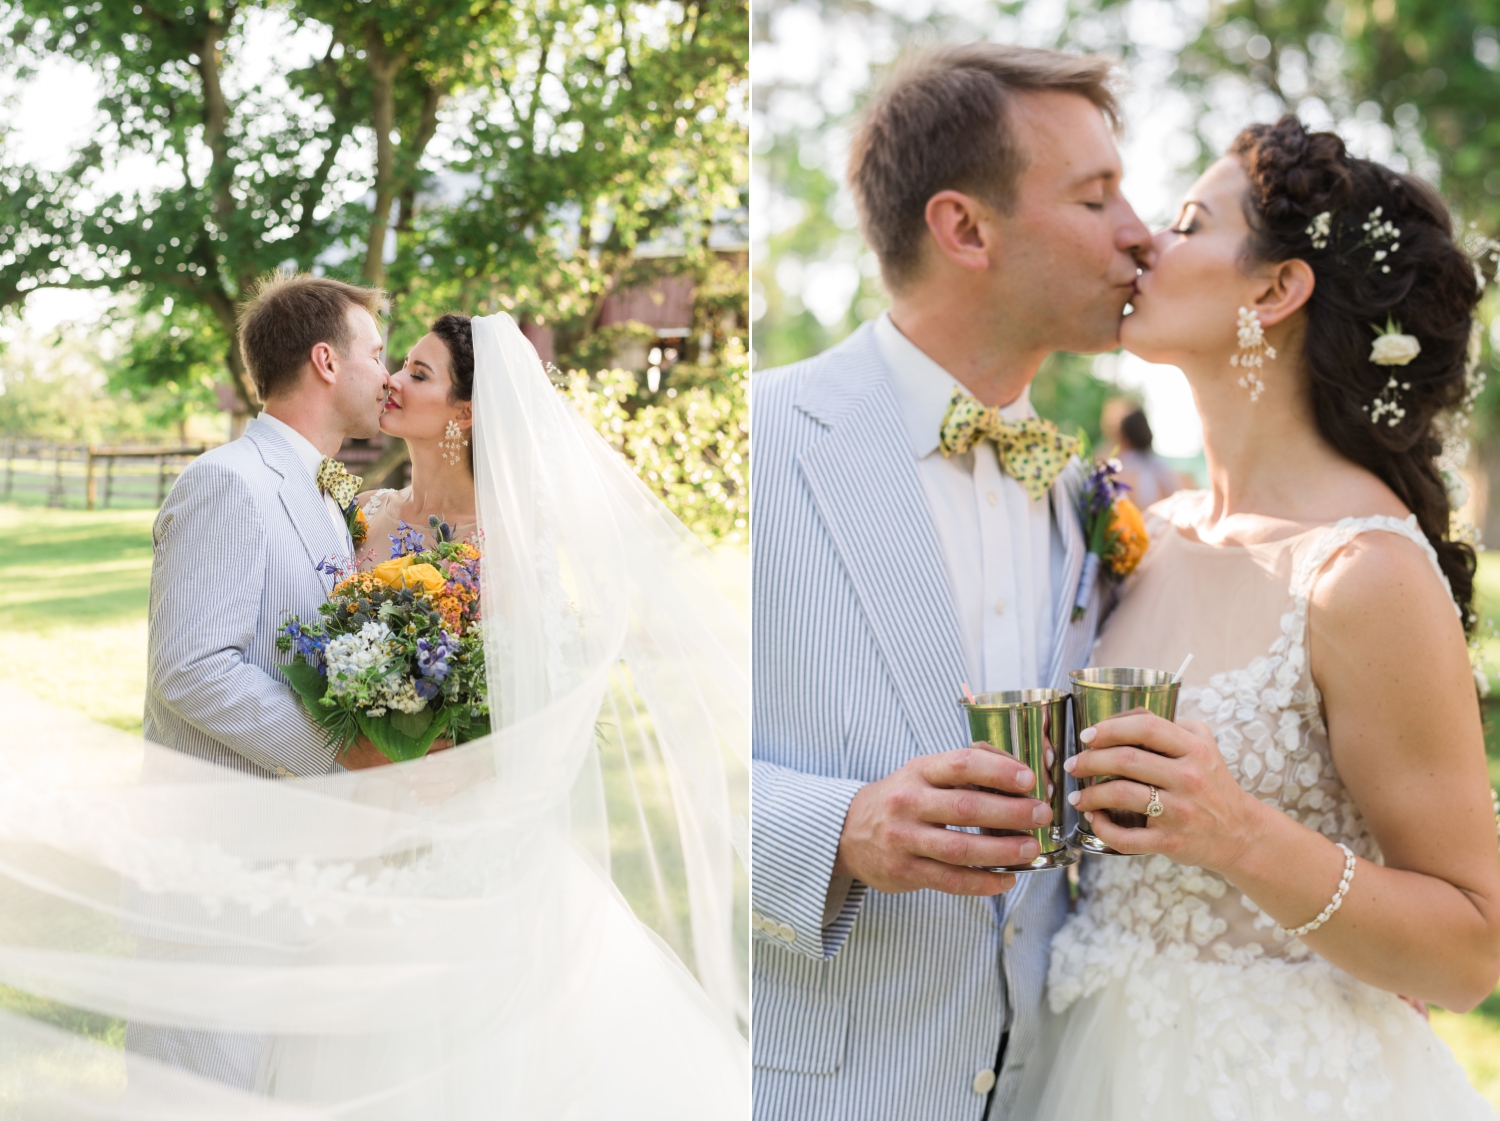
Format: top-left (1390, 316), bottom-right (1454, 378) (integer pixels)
top-left (1068, 666), bottom-right (1181, 855)
top-left (958, 689), bottom-right (1076, 873)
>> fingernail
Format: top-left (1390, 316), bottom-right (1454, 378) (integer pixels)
top-left (1084, 811), bottom-right (1095, 822)
top-left (1031, 802), bottom-right (1051, 825)
top-left (1063, 756), bottom-right (1077, 774)
top-left (1067, 791), bottom-right (1080, 806)
top-left (1015, 769), bottom-right (1035, 790)
top-left (1020, 840), bottom-right (1040, 860)
top-left (1080, 727), bottom-right (1097, 744)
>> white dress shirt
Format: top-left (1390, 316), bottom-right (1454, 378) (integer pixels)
top-left (874, 312), bottom-right (1064, 694)
top-left (255, 412), bottom-right (352, 544)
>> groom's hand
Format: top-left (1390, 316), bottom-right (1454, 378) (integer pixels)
top-left (832, 746), bottom-right (1051, 895)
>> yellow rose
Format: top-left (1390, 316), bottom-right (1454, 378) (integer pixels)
top-left (370, 555), bottom-right (415, 588)
top-left (401, 563), bottom-right (448, 596)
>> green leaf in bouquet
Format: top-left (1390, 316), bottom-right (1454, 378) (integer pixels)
top-left (281, 660), bottom-right (329, 707)
top-left (390, 708), bottom-right (433, 740)
top-left (356, 707), bottom-right (453, 763)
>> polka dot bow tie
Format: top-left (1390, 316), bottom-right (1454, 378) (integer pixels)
top-left (938, 388), bottom-right (1080, 501)
top-left (316, 457), bottom-right (362, 511)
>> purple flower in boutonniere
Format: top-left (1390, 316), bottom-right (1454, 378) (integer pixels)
top-left (1072, 458), bottom-right (1149, 621)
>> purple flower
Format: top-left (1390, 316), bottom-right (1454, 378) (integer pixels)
top-left (413, 677), bottom-right (441, 701)
top-left (1083, 458), bottom-right (1131, 515)
top-left (416, 633), bottom-right (458, 682)
top-left (389, 521), bottom-right (427, 559)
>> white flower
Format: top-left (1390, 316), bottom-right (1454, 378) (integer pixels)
top-left (379, 675), bottom-right (428, 714)
top-left (1370, 332), bottom-right (1420, 365)
top-left (1304, 210), bottom-right (1332, 249)
top-left (325, 621), bottom-right (396, 693)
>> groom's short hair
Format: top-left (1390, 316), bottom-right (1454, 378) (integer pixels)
top-left (849, 43), bottom-right (1119, 289)
top-left (237, 272), bottom-right (387, 401)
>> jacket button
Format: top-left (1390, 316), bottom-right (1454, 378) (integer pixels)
top-left (777, 923), bottom-right (796, 943)
top-left (972, 1068), bottom-right (996, 1094)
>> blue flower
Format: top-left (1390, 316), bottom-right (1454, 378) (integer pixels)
top-left (413, 677), bottom-right (440, 701)
top-left (415, 633), bottom-right (457, 682)
top-left (389, 521), bottom-right (427, 559)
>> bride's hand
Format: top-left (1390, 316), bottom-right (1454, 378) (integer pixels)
top-left (1064, 712), bottom-right (1267, 873)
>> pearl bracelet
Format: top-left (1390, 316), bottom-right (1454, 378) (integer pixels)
top-left (1278, 842), bottom-right (1357, 939)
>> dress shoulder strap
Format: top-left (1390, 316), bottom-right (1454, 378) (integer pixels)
top-left (1142, 488), bottom-right (1205, 537)
top-left (1291, 514), bottom-right (1456, 616)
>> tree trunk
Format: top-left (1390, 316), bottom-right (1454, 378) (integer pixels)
top-left (361, 24), bottom-right (403, 288)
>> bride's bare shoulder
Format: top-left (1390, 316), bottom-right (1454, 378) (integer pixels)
top-left (1309, 523), bottom-right (1463, 648)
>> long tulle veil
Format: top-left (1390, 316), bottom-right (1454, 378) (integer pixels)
top-left (0, 313), bottom-right (748, 1116)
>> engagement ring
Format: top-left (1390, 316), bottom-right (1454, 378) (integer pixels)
top-left (1146, 786), bottom-right (1164, 818)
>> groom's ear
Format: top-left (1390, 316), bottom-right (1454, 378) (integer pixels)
top-left (923, 190), bottom-right (995, 274)
top-left (1253, 258), bottom-right (1315, 328)
top-left (307, 340), bottom-right (340, 387)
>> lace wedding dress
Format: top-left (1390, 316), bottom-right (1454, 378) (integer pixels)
top-left (1020, 491), bottom-right (1495, 1120)
top-left (0, 315), bottom-right (748, 1118)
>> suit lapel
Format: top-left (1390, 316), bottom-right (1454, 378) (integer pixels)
top-left (246, 422), bottom-right (347, 593)
top-left (1045, 460), bottom-right (1091, 688)
top-left (796, 356), bottom-right (967, 765)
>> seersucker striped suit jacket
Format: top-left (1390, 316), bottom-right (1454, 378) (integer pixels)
top-left (143, 417), bottom-right (347, 779)
top-left (751, 324), bottom-right (1105, 1121)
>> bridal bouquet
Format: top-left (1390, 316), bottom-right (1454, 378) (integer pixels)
top-left (278, 517), bottom-right (491, 762)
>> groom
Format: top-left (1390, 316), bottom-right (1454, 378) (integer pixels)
top-left (751, 44), bottom-right (1150, 1119)
top-left (144, 272), bottom-right (393, 782)
top-left (127, 273), bottom-right (392, 1085)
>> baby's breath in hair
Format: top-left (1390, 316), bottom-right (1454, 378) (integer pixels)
top-left (1354, 206), bottom-right (1401, 272)
top-left (1305, 211), bottom-right (1332, 249)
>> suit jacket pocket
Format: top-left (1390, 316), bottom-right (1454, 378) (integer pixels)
top-left (753, 975), bottom-right (850, 1074)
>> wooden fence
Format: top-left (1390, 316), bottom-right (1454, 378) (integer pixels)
top-left (0, 439), bottom-right (206, 510)
top-left (0, 436), bottom-right (409, 511)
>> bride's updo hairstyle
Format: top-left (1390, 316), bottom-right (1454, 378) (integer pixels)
top-left (428, 313), bottom-right (475, 403)
top-left (428, 312), bottom-right (475, 470)
top-left (1230, 114), bottom-right (1482, 630)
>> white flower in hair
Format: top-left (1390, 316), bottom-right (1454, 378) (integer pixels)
top-left (1369, 317), bottom-right (1420, 366)
top-left (1305, 211), bottom-right (1332, 249)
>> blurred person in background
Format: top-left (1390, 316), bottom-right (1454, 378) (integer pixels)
top-left (1100, 396), bottom-right (1185, 508)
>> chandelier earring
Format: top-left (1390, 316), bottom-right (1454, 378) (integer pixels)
top-left (439, 418), bottom-right (469, 467)
top-left (1230, 306), bottom-right (1276, 402)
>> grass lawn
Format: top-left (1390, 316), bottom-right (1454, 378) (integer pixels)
top-left (0, 503), bottom-right (1494, 1097)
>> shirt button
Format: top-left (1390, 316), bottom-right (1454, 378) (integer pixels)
top-left (994, 599), bottom-right (1006, 615)
top-left (1004, 921), bottom-right (1016, 946)
top-left (987, 491), bottom-right (998, 506)
top-left (972, 1068), bottom-right (997, 1094)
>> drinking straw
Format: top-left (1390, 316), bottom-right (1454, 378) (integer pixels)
top-left (960, 683), bottom-right (976, 704)
top-left (1173, 654), bottom-right (1194, 683)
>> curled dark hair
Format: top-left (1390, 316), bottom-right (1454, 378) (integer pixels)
top-left (428, 313), bottom-right (475, 403)
top-left (1230, 115), bottom-right (1481, 631)
top-left (427, 312), bottom-right (474, 472)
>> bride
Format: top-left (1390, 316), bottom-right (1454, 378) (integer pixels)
top-left (0, 314), bottom-right (748, 1117)
top-left (1020, 115), bottom-right (1500, 1119)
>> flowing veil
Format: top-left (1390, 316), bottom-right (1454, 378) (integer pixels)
top-left (0, 313), bottom-right (749, 1117)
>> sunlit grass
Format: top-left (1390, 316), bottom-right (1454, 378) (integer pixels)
top-left (0, 503), bottom-right (748, 1050)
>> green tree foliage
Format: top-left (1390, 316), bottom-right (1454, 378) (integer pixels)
top-left (0, 0), bottom-right (747, 399)
top-left (562, 337), bottom-right (748, 545)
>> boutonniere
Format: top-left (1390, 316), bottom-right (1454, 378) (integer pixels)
top-left (345, 503), bottom-right (368, 548)
top-left (1072, 456), bottom-right (1148, 621)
